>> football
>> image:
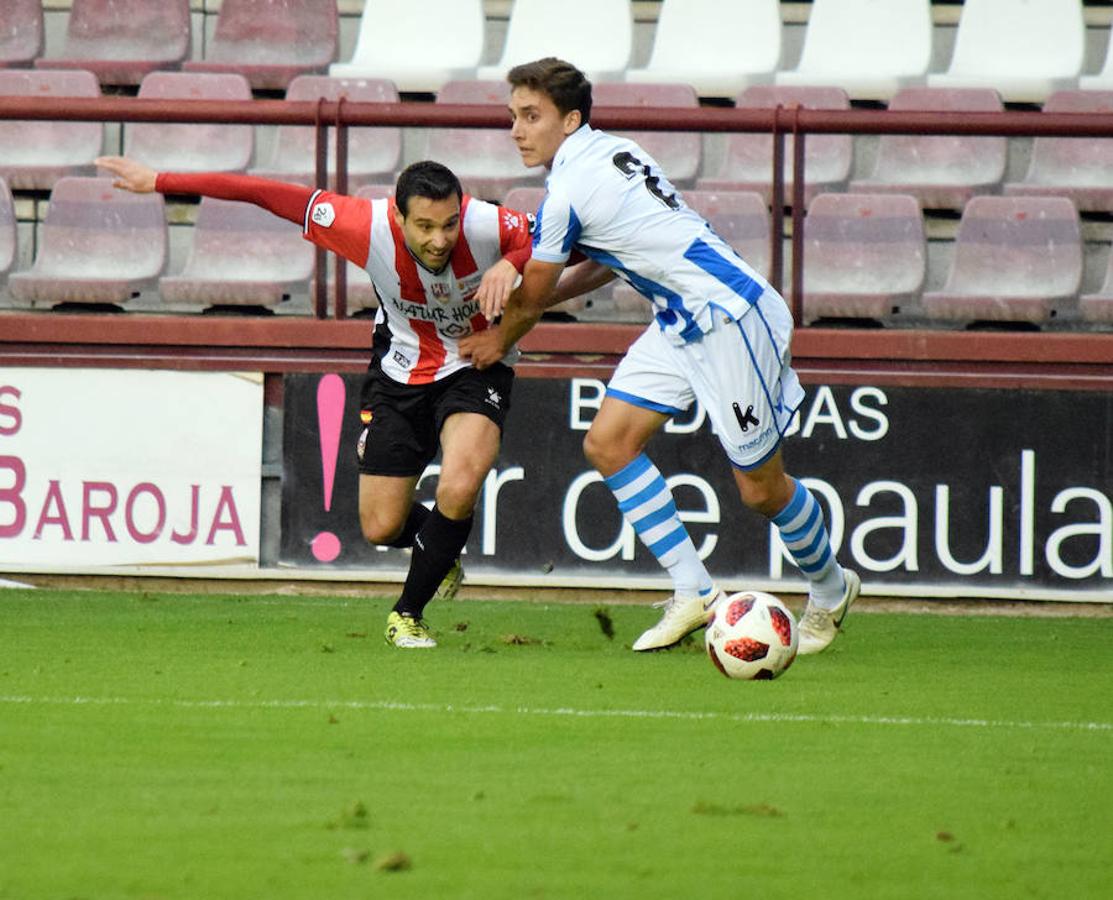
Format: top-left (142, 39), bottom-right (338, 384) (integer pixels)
top-left (705, 591), bottom-right (798, 680)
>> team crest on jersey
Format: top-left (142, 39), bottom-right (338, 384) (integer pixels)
top-left (360, 409), bottom-right (373, 425)
top-left (311, 202), bottom-right (336, 228)
top-left (430, 281), bottom-right (451, 301)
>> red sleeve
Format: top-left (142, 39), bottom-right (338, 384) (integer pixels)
top-left (155, 172), bottom-right (313, 225)
top-left (156, 172), bottom-right (374, 268)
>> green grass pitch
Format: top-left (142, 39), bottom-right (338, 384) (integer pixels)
top-left (1, 587), bottom-right (1110, 899)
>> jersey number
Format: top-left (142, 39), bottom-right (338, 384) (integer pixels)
top-left (612, 151), bottom-right (680, 210)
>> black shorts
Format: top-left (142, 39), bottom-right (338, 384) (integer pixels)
top-left (356, 360), bottom-right (515, 477)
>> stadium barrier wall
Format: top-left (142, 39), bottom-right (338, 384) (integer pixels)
top-left (0, 96), bottom-right (1111, 600)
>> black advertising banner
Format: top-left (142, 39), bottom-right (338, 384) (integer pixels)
top-left (280, 373), bottom-right (1113, 599)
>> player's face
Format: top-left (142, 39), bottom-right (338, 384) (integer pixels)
top-left (395, 195), bottom-right (462, 271)
top-left (508, 86), bottom-right (581, 169)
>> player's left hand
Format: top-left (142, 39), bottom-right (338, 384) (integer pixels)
top-left (474, 259), bottom-right (521, 320)
top-left (459, 328), bottom-right (506, 370)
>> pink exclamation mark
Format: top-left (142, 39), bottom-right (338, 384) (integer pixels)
top-left (311, 373), bottom-right (345, 563)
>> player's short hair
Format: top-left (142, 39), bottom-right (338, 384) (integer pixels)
top-left (395, 160), bottom-right (463, 217)
top-left (507, 57), bottom-right (592, 124)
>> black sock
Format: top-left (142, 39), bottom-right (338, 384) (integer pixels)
top-left (384, 503), bottom-right (431, 549)
top-left (393, 506), bottom-right (473, 619)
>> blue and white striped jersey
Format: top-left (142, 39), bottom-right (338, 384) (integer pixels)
top-left (532, 125), bottom-right (777, 344)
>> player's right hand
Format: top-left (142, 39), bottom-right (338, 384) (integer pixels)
top-left (95, 156), bottom-right (158, 193)
top-left (475, 258), bottom-right (521, 320)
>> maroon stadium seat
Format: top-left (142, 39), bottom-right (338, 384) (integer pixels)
top-left (159, 197), bottom-right (313, 310)
top-left (801, 192), bottom-right (925, 324)
top-left (849, 87), bottom-right (1007, 212)
top-left (1004, 90), bottom-right (1113, 214)
top-left (592, 82), bottom-right (702, 186)
top-left (0, 0), bottom-right (44, 69)
top-left (249, 76), bottom-right (401, 189)
top-left (1079, 247), bottom-right (1113, 325)
top-left (184, 0), bottom-right (337, 92)
top-left (426, 80), bottom-right (545, 203)
top-left (697, 85), bottom-right (853, 207)
top-left (8, 177), bottom-right (166, 307)
top-left (125, 72), bottom-right (254, 174)
top-left (36, 0), bottom-right (190, 86)
top-left (0, 69), bottom-right (103, 190)
top-left (922, 196), bottom-right (1081, 326)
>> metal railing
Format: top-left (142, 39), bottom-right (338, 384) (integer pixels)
top-left (4, 94), bottom-right (1113, 325)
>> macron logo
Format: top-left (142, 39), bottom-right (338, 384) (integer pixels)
top-left (311, 202), bottom-right (336, 228)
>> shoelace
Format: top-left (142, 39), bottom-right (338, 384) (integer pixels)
top-left (799, 606), bottom-right (831, 631)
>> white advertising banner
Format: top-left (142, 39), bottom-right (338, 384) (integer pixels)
top-left (0, 369), bottom-right (262, 567)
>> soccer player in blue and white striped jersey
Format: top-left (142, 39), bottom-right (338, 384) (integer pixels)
top-left (462, 58), bottom-right (860, 654)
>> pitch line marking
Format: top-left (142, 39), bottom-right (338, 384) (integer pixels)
top-left (0, 694), bottom-right (1109, 733)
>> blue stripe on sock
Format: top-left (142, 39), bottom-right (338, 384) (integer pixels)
top-left (617, 477), bottom-right (668, 515)
top-left (632, 500), bottom-right (678, 534)
top-left (792, 527), bottom-right (827, 565)
top-left (648, 526), bottom-right (687, 558)
top-left (604, 454), bottom-right (651, 491)
top-left (772, 480), bottom-right (808, 527)
top-left (796, 543), bottom-right (833, 575)
top-left (781, 503), bottom-right (822, 545)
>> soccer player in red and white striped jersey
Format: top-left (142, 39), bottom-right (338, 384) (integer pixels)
top-left (97, 155), bottom-right (536, 648)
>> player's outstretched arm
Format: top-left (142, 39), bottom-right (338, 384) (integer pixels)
top-left (96, 156), bottom-right (157, 193)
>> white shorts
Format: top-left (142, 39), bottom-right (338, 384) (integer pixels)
top-left (606, 296), bottom-right (805, 470)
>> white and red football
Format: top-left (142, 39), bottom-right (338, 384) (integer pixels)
top-left (706, 591), bottom-right (798, 680)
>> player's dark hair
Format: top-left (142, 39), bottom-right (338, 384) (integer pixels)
top-left (394, 160), bottom-right (463, 217)
top-left (507, 57), bottom-right (592, 124)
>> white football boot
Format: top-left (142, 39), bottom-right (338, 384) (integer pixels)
top-left (632, 587), bottom-right (724, 652)
top-left (797, 568), bottom-right (861, 655)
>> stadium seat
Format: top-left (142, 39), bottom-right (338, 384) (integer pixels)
top-left (502, 187), bottom-right (545, 218)
top-left (0, 70), bottom-right (104, 191)
top-left (684, 189), bottom-right (772, 278)
top-left (477, 0), bottom-right (632, 84)
top-left (801, 192), bottom-right (925, 324)
top-left (0, 178), bottom-right (16, 285)
top-left (1079, 249), bottom-right (1113, 325)
top-left (921, 196), bottom-right (1081, 326)
top-left (8, 177), bottom-right (166, 307)
top-left (0, 0), bottom-right (44, 69)
top-left (329, 0), bottom-right (484, 93)
top-left (124, 72), bottom-right (254, 174)
top-left (184, 0), bottom-right (337, 91)
top-left (774, 0), bottom-right (932, 102)
top-left (249, 76), bottom-right (402, 189)
top-left (592, 83), bottom-right (702, 186)
top-left (1080, 32), bottom-right (1113, 91)
top-left (624, 0), bottom-right (780, 100)
top-left (1003, 90), bottom-right (1113, 213)
top-left (849, 87), bottom-right (1006, 211)
top-left (425, 80), bottom-right (544, 203)
top-left (35, 0), bottom-right (190, 86)
top-left (926, 0), bottom-right (1084, 104)
top-left (696, 86), bottom-right (853, 207)
top-left (159, 197), bottom-right (313, 310)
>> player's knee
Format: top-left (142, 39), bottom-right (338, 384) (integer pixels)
top-left (737, 476), bottom-right (793, 519)
top-left (435, 475), bottom-right (482, 520)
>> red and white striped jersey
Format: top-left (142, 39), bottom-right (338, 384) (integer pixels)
top-left (303, 191), bottom-right (533, 384)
